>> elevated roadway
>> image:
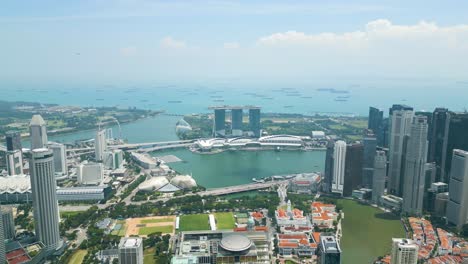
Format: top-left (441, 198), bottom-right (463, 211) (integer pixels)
top-left (128, 180), bottom-right (288, 205)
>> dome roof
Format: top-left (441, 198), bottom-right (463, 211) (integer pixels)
top-left (219, 234), bottom-right (252, 252)
top-left (138, 177), bottom-right (169, 192)
top-left (170, 175), bottom-right (197, 189)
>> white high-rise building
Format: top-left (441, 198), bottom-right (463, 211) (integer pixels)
top-left (446, 149), bottom-right (468, 229)
top-left (5, 150), bottom-right (23, 176)
top-left (331, 140), bottom-right (346, 195)
top-left (30, 148), bottom-right (61, 251)
top-left (95, 129), bottom-right (107, 162)
top-left (119, 237), bottom-right (143, 264)
top-left (103, 149), bottom-right (124, 170)
top-left (388, 109), bottom-right (414, 196)
top-left (48, 142), bottom-right (68, 177)
top-left (372, 150), bottom-right (387, 204)
top-left (391, 238), bottom-right (418, 264)
top-left (402, 116), bottom-right (429, 215)
top-left (78, 163), bottom-right (104, 185)
top-left (29, 114), bottom-right (48, 150)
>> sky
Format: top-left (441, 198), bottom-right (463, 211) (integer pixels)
top-left (1, 0), bottom-right (468, 84)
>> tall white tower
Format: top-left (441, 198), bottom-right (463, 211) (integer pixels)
top-left (48, 142), bottom-right (68, 177)
top-left (402, 116), bottom-right (428, 215)
top-left (30, 148), bottom-right (61, 251)
top-left (95, 129), bottom-right (107, 161)
top-left (388, 109), bottom-right (414, 196)
top-left (332, 140), bottom-right (347, 195)
top-left (391, 238), bottom-right (418, 264)
top-left (29, 114), bottom-right (48, 150)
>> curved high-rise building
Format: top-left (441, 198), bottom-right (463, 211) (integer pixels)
top-left (29, 115), bottom-right (48, 150)
top-left (30, 148), bottom-right (61, 251)
top-left (332, 140), bottom-right (347, 195)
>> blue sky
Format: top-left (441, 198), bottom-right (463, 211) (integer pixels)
top-left (2, 0), bottom-right (468, 83)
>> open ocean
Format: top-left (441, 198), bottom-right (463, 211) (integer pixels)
top-left (2, 78), bottom-right (468, 116)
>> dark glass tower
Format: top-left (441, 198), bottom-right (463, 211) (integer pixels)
top-left (428, 108), bottom-right (450, 182)
top-left (343, 142), bottom-right (363, 197)
top-left (213, 109), bottom-right (226, 137)
top-left (445, 112), bottom-right (468, 182)
top-left (248, 108), bottom-right (261, 138)
top-left (5, 131), bottom-right (22, 151)
top-left (323, 140), bottom-right (335, 193)
top-left (368, 107), bottom-right (383, 145)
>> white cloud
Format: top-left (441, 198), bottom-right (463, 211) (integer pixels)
top-left (119, 46), bottom-right (137, 56)
top-left (257, 19), bottom-right (468, 48)
top-left (160, 37), bottom-right (186, 49)
top-left (223, 42), bottom-right (240, 49)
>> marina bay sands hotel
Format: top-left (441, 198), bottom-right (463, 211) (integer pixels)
top-left (208, 106), bottom-right (261, 138)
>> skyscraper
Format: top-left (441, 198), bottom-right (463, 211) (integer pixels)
top-left (1, 206), bottom-right (16, 240)
top-left (231, 108), bottom-right (243, 136)
top-left (0, 205), bottom-right (5, 264)
top-left (119, 237), bottom-right (143, 264)
top-left (390, 238), bottom-right (418, 264)
top-left (323, 139), bottom-right (335, 193)
top-left (5, 150), bottom-right (23, 176)
top-left (372, 150), bottom-right (387, 204)
top-left (95, 129), bottom-right (107, 161)
top-left (402, 116), bottom-right (429, 215)
top-left (30, 148), bottom-right (61, 251)
top-left (29, 114), bottom-right (48, 150)
top-left (446, 149), bottom-right (468, 229)
top-left (343, 142), bottom-right (363, 197)
top-left (48, 142), bottom-right (67, 176)
top-left (213, 109), bottom-right (226, 137)
top-left (368, 107), bottom-right (384, 145)
top-left (362, 131), bottom-right (377, 188)
top-left (318, 235), bottom-right (341, 264)
top-left (388, 106), bottom-right (414, 196)
top-left (428, 108), bottom-right (450, 182)
top-left (5, 131), bottom-right (22, 151)
top-left (332, 141), bottom-right (346, 195)
top-left (444, 112), bottom-right (468, 182)
top-left (249, 108), bottom-right (261, 138)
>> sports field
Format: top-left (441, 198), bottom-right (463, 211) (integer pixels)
top-left (69, 250), bottom-right (87, 264)
top-left (214, 212), bottom-right (236, 230)
top-left (126, 216), bottom-right (175, 237)
top-left (338, 199), bottom-right (405, 264)
top-left (179, 214), bottom-right (209, 231)
top-left (138, 225), bottom-right (174, 235)
top-left (141, 217), bottom-right (174, 224)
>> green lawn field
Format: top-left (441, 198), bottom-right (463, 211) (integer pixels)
top-left (338, 199), bottom-right (405, 264)
top-left (141, 217), bottom-right (174, 224)
top-left (143, 248), bottom-right (156, 264)
top-left (214, 212), bottom-right (236, 230)
top-left (60, 211), bottom-right (84, 218)
top-left (179, 214), bottom-right (209, 231)
top-left (69, 250), bottom-right (87, 264)
top-left (138, 225), bottom-right (174, 235)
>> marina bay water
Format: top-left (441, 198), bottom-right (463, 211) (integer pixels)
top-left (152, 149), bottom-right (325, 188)
top-left (44, 115), bottom-right (326, 189)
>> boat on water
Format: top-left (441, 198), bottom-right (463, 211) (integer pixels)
top-left (283, 105), bottom-right (293, 108)
top-left (275, 146), bottom-right (281, 152)
top-left (213, 99), bottom-right (224, 102)
top-left (334, 99), bottom-right (348, 102)
top-left (252, 178), bottom-right (265, 183)
top-left (168, 100), bottom-right (182, 103)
